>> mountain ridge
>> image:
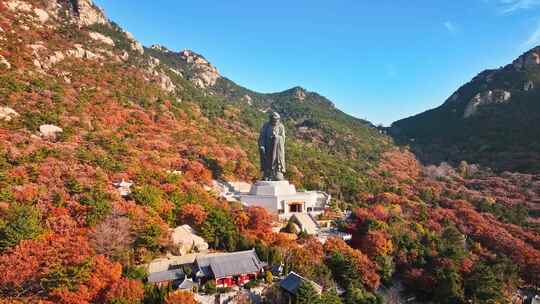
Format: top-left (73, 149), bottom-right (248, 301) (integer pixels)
top-left (389, 45), bottom-right (540, 173)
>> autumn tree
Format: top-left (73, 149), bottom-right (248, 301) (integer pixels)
top-left (178, 204), bottom-right (207, 227)
top-left (164, 290), bottom-right (198, 304)
top-left (246, 207), bottom-right (273, 234)
top-left (105, 278), bottom-right (144, 304)
top-left (358, 230), bottom-right (394, 259)
top-left (90, 215), bottom-right (134, 261)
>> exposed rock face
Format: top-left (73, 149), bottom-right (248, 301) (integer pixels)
top-left (150, 44), bottom-right (170, 52)
top-left (113, 180), bottom-right (133, 197)
top-left (524, 80), bottom-right (534, 91)
top-left (5, 0), bottom-right (32, 12)
top-left (294, 87), bottom-right (307, 101)
top-left (88, 32), bottom-right (114, 46)
top-left (146, 57), bottom-right (176, 92)
top-left (67, 44), bottom-right (102, 59)
top-left (242, 94), bottom-right (253, 105)
top-left (170, 225), bottom-right (209, 255)
top-left (156, 72), bottom-right (175, 93)
top-left (6, 0), bottom-right (50, 24)
top-left (70, 0), bottom-right (107, 26)
top-left (179, 50), bottom-right (220, 88)
top-left (513, 48), bottom-right (540, 69)
top-left (124, 31), bottom-right (144, 55)
top-left (0, 107), bottom-right (19, 121)
top-left (120, 51), bottom-right (129, 61)
top-left (30, 41), bottom-right (105, 70)
top-left (464, 90), bottom-right (511, 118)
top-left (32, 47), bottom-right (66, 70)
top-left (0, 55), bottom-right (10, 69)
top-left (39, 124), bottom-right (63, 140)
top-left (33, 8), bottom-right (50, 23)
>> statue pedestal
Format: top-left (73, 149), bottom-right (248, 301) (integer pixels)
top-left (248, 181), bottom-right (297, 196)
top-left (239, 180), bottom-right (328, 220)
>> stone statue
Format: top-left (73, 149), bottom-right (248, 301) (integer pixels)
top-left (258, 112), bottom-right (286, 181)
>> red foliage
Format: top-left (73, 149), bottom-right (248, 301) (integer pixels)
top-left (246, 207), bottom-right (273, 232)
top-left (403, 268), bottom-right (436, 294)
top-left (324, 237), bottom-right (380, 290)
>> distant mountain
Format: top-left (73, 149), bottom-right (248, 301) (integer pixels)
top-left (145, 45), bottom-right (391, 200)
top-left (389, 47), bottom-right (540, 172)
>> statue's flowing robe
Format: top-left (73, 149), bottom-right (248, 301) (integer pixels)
top-left (258, 122), bottom-right (286, 180)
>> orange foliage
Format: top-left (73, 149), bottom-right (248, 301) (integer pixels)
top-left (165, 290), bottom-right (198, 304)
top-left (104, 278), bottom-right (145, 304)
top-left (358, 230), bottom-right (394, 258)
top-left (0, 233), bottom-right (92, 291)
top-left (324, 237), bottom-right (380, 290)
top-left (178, 204), bottom-right (208, 227)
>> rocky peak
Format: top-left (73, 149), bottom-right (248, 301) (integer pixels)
top-left (150, 44), bottom-right (170, 52)
top-left (177, 49), bottom-right (220, 89)
top-left (72, 0), bottom-right (107, 25)
top-left (293, 86), bottom-right (307, 101)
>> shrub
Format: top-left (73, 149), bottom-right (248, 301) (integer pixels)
top-left (0, 203), bottom-right (43, 251)
top-left (135, 224), bottom-right (163, 252)
top-left (123, 265), bottom-right (148, 281)
top-left (131, 185), bottom-right (164, 209)
top-left (40, 260), bottom-right (92, 292)
top-left (203, 281), bottom-right (216, 294)
top-left (243, 279), bottom-right (261, 289)
top-left (79, 187), bottom-right (112, 226)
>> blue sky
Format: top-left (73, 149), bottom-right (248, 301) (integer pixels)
top-left (94, 0), bottom-right (540, 126)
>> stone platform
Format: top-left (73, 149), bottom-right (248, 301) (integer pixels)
top-left (239, 180), bottom-right (328, 219)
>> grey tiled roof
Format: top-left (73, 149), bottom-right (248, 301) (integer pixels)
top-left (195, 249), bottom-right (264, 279)
top-left (147, 269), bottom-right (185, 283)
top-left (280, 272), bottom-right (322, 295)
top-left (178, 278), bottom-right (196, 290)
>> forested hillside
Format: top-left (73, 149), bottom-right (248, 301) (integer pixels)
top-left (145, 45), bottom-right (391, 203)
top-left (0, 1), bottom-right (539, 303)
top-left (390, 47), bottom-right (540, 173)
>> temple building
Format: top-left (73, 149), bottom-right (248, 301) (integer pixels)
top-left (194, 249), bottom-right (266, 287)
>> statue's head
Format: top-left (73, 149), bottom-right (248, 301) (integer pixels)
top-left (270, 112), bottom-right (280, 125)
